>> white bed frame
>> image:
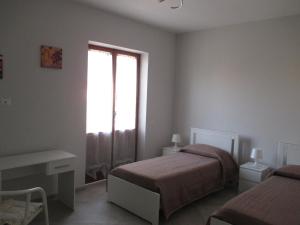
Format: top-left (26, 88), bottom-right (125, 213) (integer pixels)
top-left (107, 128), bottom-right (239, 225)
top-left (211, 141), bottom-right (300, 225)
top-left (277, 141), bottom-right (300, 167)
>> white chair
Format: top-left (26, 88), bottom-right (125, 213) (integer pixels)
top-left (0, 187), bottom-right (49, 225)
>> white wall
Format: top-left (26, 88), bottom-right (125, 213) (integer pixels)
top-left (175, 15), bottom-right (300, 166)
top-left (0, 0), bottom-right (176, 188)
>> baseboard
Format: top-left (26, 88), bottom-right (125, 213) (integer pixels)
top-left (76, 179), bottom-right (107, 191)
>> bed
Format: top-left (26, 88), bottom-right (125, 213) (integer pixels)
top-left (208, 141), bottom-right (300, 225)
top-left (107, 128), bottom-right (239, 225)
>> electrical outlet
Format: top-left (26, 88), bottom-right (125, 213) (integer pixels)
top-left (0, 97), bottom-right (12, 105)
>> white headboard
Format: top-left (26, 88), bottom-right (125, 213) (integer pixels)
top-left (190, 128), bottom-right (239, 163)
top-left (277, 141), bottom-right (300, 168)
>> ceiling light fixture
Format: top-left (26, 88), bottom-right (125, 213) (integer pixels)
top-left (159, 0), bottom-right (183, 9)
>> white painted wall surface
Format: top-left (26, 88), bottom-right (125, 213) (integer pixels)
top-left (175, 15), bottom-right (300, 166)
top-left (0, 0), bottom-right (176, 188)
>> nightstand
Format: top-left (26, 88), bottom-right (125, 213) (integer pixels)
top-left (162, 146), bottom-right (181, 156)
top-left (239, 162), bottom-right (271, 192)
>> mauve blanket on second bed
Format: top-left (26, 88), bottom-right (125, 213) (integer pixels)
top-left (111, 144), bottom-right (238, 218)
top-left (207, 165), bottom-right (300, 225)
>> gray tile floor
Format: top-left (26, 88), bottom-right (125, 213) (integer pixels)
top-left (32, 182), bottom-right (237, 225)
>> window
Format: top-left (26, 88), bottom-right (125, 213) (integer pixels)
top-left (86, 45), bottom-right (140, 134)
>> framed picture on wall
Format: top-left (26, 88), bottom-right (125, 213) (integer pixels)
top-left (40, 45), bottom-right (63, 69)
top-left (0, 55), bottom-right (3, 79)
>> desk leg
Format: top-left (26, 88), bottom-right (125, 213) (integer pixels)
top-left (57, 171), bottom-right (75, 210)
top-left (0, 171), bottom-right (2, 190)
top-left (0, 172), bottom-right (2, 202)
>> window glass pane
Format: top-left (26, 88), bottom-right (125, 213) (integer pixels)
top-left (86, 50), bottom-right (113, 133)
top-left (115, 54), bottom-right (137, 131)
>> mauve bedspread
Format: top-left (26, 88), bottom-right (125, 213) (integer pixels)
top-left (207, 165), bottom-right (300, 225)
top-left (111, 144), bottom-right (238, 218)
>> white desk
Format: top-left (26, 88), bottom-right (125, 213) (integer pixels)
top-left (0, 150), bottom-right (76, 209)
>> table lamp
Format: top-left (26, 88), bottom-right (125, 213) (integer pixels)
top-left (171, 134), bottom-right (181, 148)
top-left (251, 148), bottom-right (263, 166)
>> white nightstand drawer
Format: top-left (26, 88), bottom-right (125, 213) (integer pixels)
top-left (239, 180), bottom-right (257, 192)
top-left (46, 158), bottom-right (75, 175)
top-left (240, 168), bottom-right (262, 183)
top-left (162, 146), bottom-right (181, 156)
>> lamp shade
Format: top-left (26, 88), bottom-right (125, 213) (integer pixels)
top-left (171, 134), bottom-right (181, 144)
top-left (251, 148), bottom-right (263, 161)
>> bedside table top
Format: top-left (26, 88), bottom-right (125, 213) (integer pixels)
top-left (162, 146), bottom-right (181, 156)
top-left (163, 146), bottom-right (181, 150)
top-left (240, 162), bottom-right (269, 172)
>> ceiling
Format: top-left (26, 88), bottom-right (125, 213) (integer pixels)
top-left (70, 0), bottom-right (300, 33)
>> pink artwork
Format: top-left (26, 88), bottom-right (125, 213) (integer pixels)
top-left (41, 45), bottom-right (62, 69)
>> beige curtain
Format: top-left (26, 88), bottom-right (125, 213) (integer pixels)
top-left (113, 129), bottom-right (136, 168)
top-left (86, 132), bottom-right (111, 180)
top-left (86, 129), bottom-right (136, 180)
